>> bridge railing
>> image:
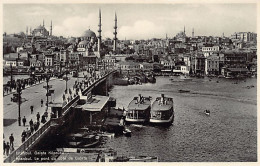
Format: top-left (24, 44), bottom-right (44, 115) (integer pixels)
top-left (4, 70), bottom-right (116, 163)
top-left (4, 120), bottom-right (51, 163)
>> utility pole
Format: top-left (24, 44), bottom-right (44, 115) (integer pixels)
top-left (10, 64), bottom-right (13, 88)
top-left (17, 81), bottom-right (22, 126)
top-left (46, 75), bottom-right (50, 109)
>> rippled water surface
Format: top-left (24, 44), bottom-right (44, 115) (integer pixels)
top-left (104, 76), bottom-right (257, 162)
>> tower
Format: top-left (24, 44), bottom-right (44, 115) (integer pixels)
top-left (43, 19), bottom-right (45, 27)
top-left (30, 27), bottom-right (32, 35)
top-left (26, 26), bottom-right (28, 36)
top-left (192, 28), bottom-right (194, 38)
top-left (97, 9), bottom-right (102, 53)
top-left (184, 26), bottom-right (185, 35)
top-left (50, 20), bottom-right (52, 36)
top-left (113, 12), bottom-right (117, 52)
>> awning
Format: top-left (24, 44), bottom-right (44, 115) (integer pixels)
top-left (76, 95), bottom-right (110, 112)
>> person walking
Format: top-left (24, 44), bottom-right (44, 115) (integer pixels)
top-left (26, 128), bottom-right (31, 137)
top-left (41, 99), bottom-right (43, 107)
top-left (30, 125), bottom-right (34, 134)
top-left (30, 105), bottom-right (34, 114)
top-left (29, 119), bottom-right (33, 127)
top-left (3, 141), bottom-right (6, 155)
top-left (6, 142), bottom-right (10, 156)
top-left (9, 134), bottom-right (14, 148)
top-left (36, 112), bottom-right (40, 122)
top-left (21, 130), bottom-right (27, 143)
top-left (22, 116), bottom-right (26, 126)
top-left (41, 115), bottom-right (46, 124)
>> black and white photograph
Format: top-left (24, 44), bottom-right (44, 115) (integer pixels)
top-left (1, 0), bottom-right (258, 163)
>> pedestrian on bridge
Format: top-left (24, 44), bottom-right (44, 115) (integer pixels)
top-left (41, 115), bottom-right (46, 124)
top-left (22, 116), bottom-right (26, 126)
top-left (29, 119), bottom-right (33, 127)
top-left (6, 142), bottom-right (10, 156)
top-left (26, 128), bottom-right (31, 137)
top-left (9, 134), bottom-right (14, 148)
top-left (3, 141), bottom-right (6, 155)
top-left (30, 105), bottom-right (34, 114)
top-left (30, 125), bottom-right (34, 134)
top-left (37, 112), bottom-right (40, 122)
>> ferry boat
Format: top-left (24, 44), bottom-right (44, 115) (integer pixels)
top-left (150, 94), bottom-right (174, 124)
top-left (126, 94), bottom-right (151, 123)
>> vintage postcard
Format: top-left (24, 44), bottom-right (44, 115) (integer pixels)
top-left (1, 0), bottom-right (258, 165)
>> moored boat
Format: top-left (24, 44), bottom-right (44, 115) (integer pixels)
top-left (126, 94), bottom-right (151, 123)
top-left (67, 133), bottom-right (100, 148)
top-left (150, 94), bottom-right (174, 124)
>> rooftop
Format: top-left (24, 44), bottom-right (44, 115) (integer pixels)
top-left (151, 96), bottom-right (173, 111)
top-left (128, 96), bottom-right (151, 111)
top-left (76, 95), bottom-right (110, 112)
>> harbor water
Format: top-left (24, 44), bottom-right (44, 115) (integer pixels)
top-left (104, 76), bottom-right (257, 162)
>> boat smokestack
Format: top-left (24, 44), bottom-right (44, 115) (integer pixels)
top-left (161, 94), bottom-right (165, 104)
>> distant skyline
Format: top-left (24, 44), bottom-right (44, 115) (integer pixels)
top-left (3, 3), bottom-right (257, 40)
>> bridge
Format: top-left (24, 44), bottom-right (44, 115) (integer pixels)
top-left (4, 70), bottom-right (117, 163)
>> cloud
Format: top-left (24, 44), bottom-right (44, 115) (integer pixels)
top-left (103, 31), bottom-right (113, 39)
top-left (25, 6), bottom-right (51, 16)
top-left (53, 14), bottom-right (98, 37)
top-left (118, 20), bottom-right (166, 40)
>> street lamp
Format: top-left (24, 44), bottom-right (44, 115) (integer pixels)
top-left (63, 71), bottom-right (68, 93)
top-left (16, 81), bottom-right (22, 126)
top-left (46, 75), bottom-right (50, 108)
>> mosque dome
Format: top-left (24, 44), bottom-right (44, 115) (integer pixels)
top-left (67, 37), bottom-right (76, 44)
top-left (82, 29), bottom-right (96, 38)
top-left (35, 25), bottom-right (46, 30)
top-left (78, 40), bottom-right (89, 45)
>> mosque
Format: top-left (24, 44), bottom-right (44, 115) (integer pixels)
top-left (66, 9), bottom-right (118, 64)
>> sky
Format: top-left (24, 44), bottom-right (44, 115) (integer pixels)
top-left (3, 3), bottom-right (257, 40)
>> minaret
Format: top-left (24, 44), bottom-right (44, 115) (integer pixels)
top-left (184, 26), bottom-right (185, 35)
top-left (113, 12), bottom-right (117, 52)
top-left (43, 19), bottom-right (45, 27)
top-left (97, 9), bottom-right (102, 53)
top-left (50, 20), bottom-right (52, 36)
top-left (26, 26), bottom-right (28, 36)
top-left (192, 28), bottom-right (194, 38)
top-left (30, 27), bottom-right (32, 35)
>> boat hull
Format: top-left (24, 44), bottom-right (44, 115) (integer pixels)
top-left (149, 113), bottom-right (174, 125)
top-left (125, 118), bottom-right (146, 123)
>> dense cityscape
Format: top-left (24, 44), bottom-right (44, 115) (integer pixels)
top-left (3, 5), bottom-right (257, 163)
top-left (3, 10), bottom-right (257, 81)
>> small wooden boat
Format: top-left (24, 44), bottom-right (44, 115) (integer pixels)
top-left (178, 89), bottom-right (190, 93)
top-left (204, 110), bottom-right (210, 116)
top-left (123, 128), bottom-right (132, 137)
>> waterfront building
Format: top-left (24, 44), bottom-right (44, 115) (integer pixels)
top-left (231, 32), bottom-right (257, 43)
top-left (3, 58), bottom-right (24, 67)
top-left (60, 49), bottom-right (69, 67)
top-left (44, 53), bottom-right (56, 70)
top-left (202, 46), bottom-right (220, 57)
top-left (195, 54), bottom-right (206, 75)
top-left (139, 62), bottom-right (154, 71)
top-left (205, 54), bottom-right (220, 75)
top-left (30, 59), bottom-right (43, 70)
top-left (102, 57), bottom-right (116, 69)
top-left (116, 61), bottom-right (140, 72)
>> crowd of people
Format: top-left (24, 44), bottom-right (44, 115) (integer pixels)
top-left (3, 75), bottom-right (49, 96)
top-left (3, 109), bottom-right (48, 157)
top-left (3, 69), bottom-right (113, 158)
